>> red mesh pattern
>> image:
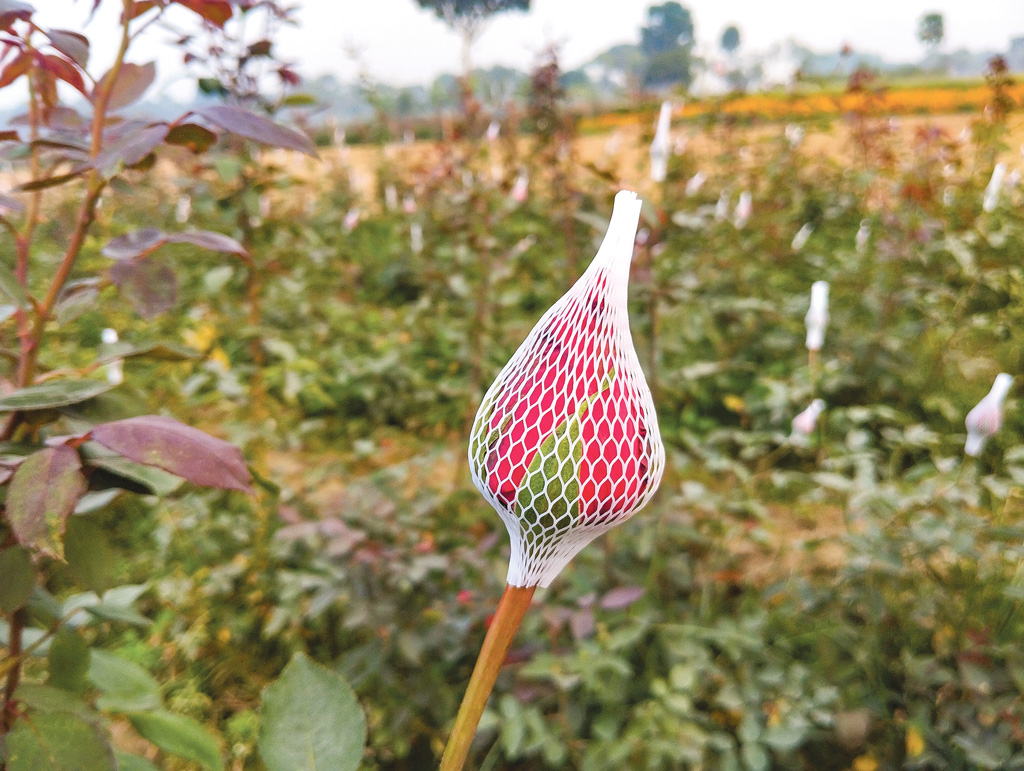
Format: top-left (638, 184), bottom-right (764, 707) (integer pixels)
top-left (469, 191), bottom-right (665, 587)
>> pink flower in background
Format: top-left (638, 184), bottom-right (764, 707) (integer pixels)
top-left (733, 191), bottom-right (752, 229)
top-left (511, 171), bottom-right (529, 203)
top-left (343, 207), bottom-right (360, 233)
top-left (792, 399), bottom-right (825, 435)
top-left (403, 193), bottom-right (417, 214)
top-left (965, 373), bottom-right (1013, 456)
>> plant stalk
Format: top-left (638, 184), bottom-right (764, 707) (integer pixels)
top-left (440, 584), bottom-right (535, 771)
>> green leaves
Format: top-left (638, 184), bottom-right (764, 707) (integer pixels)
top-left (0, 379), bottom-right (112, 411)
top-left (129, 712), bottom-right (223, 771)
top-left (7, 446), bottom-right (87, 556)
top-left (0, 546), bottom-right (35, 612)
top-left (88, 650), bottom-right (162, 713)
top-left (258, 653), bottom-right (366, 771)
top-left (5, 711), bottom-right (116, 771)
top-left (64, 517), bottom-right (115, 594)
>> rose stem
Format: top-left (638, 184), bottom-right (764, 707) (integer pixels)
top-left (441, 584), bottom-right (536, 771)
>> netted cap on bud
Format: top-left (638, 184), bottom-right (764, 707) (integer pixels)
top-left (984, 163), bottom-right (1007, 213)
top-left (650, 101), bottom-right (672, 183)
top-left (511, 171), bottom-right (529, 203)
top-left (855, 219), bottom-right (870, 253)
top-left (175, 195), bottom-right (191, 224)
top-left (792, 399), bottom-right (825, 435)
top-left (965, 373), bottom-right (1013, 456)
top-left (685, 171), bottom-right (706, 196)
top-left (469, 191), bottom-right (665, 588)
top-left (733, 191), bottom-right (752, 229)
top-left (410, 223), bottom-right (423, 254)
top-left (792, 223), bottom-right (814, 251)
top-left (805, 280), bottom-right (829, 351)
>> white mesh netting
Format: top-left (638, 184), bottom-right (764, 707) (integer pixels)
top-left (469, 191), bottom-right (666, 588)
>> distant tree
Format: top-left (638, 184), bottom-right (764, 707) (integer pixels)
top-left (721, 25), bottom-right (741, 53)
top-left (918, 12), bottom-right (944, 50)
top-left (640, 2), bottom-right (694, 56)
top-left (414, 0), bottom-right (529, 125)
top-left (640, 2), bottom-right (695, 88)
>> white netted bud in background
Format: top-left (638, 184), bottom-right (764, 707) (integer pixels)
top-left (343, 207), bottom-right (360, 233)
top-left (469, 190), bottom-right (665, 588)
top-left (733, 191), bottom-right (752, 229)
top-left (486, 120), bottom-right (500, 142)
top-left (175, 195), bottom-right (191, 224)
top-left (650, 101), bottom-right (671, 183)
top-left (403, 193), bottom-right (417, 215)
top-left (604, 131), bottom-right (623, 157)
top-left (715, 190), bottom-right (730, 221)
top-left (1006, 168), bottom-right (1021, 190)
top-left (100, 328), bottom-right (124, 385)
top-left (965, 373), bottom-right (1013, 456)
top-left (855, 219), bottom-right (870, 254)
top-left (685, 171), bottom-right (706, 196)
top-left (805, 280), bottom-right (829, 352)
top-left (674, 135), bottom-right (688, 155)
top-left (792, 223), bottom-right (814, 251)
top-left (785, 123), bottom-right (804, 148)
top-left (792, 399), bottom-right (825, 435)
top-left (385, 184), bottom-right (398, 211)
top-left (983, 163), bottom-right (1006, 213)
top-left (410, 223), bottom-right (423, 255)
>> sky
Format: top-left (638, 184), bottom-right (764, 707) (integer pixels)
top-left (13, 0), bottom-right (1024, 103)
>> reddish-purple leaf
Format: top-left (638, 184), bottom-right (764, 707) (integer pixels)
top-left (0, 129), bottom-right (19, 141)
top-left (95, 61), bottom-right (156, 111)
top-left (0, 1), bottom-right (33, 30)
top-left (40, 53), bottom-right (87, 97)
top-left (168, 230), bottom-right (247, 256)
top-left (93, 122), bottom-right (169, 176)
top-left (195, 104), bottom-right (316, 157)
top-left (165, 122), bottom-right (217, 153)
top-left (7, 445), bottom-right (86, 557)
top-left (46, 29), bottom-right (89, 68)
top-left (102, 228), bottom-right (166, 260)
top-left (109, 257), bottom-right (177, 319)
top-left (125, 1), bottom-right (160, 21)
top-left (92, 415), bottom-right (252, 493)
top-left (599, 586), bottom-right (645, 610)
top-left (175, 0), bottom-right (233, 27)
top-left (0, 49), bottom-right (30, 89)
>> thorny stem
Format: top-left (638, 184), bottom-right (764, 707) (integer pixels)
top-left (440, 584), bottom-right (535, 771)
top-left (2, 0), bottom-right (135, 733)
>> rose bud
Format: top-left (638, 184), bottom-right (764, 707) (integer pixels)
top-left (469, 190), bottom-right (665, 588)
top-left (965, 373), bottom-right (1013, 456)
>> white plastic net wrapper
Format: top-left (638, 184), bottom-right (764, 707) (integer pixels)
top-left (469, 191), bottom-right (666, 588)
